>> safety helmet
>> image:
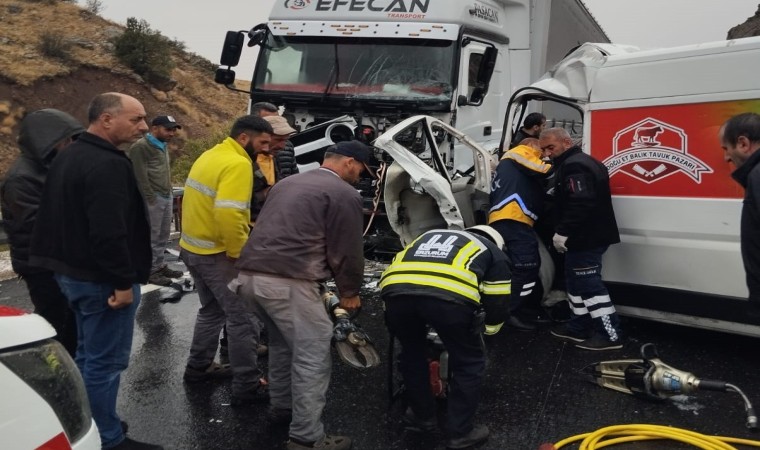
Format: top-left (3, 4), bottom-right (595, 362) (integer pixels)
top-left (464, 225), bottom-right (505, 250)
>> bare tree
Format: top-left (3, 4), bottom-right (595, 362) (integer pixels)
top-left (84, 0), bottom-right (103, 15)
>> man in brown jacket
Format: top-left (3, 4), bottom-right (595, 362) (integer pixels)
top-left (234, 141), bottom-right (371, 450)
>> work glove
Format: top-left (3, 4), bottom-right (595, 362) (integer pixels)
top-left (553, 233), bottom-right (568, 253)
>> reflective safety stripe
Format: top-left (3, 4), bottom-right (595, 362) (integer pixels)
top-left (380, 274), bottom-right (481, 303)
top-left (185, 178), bottom-right (216, 198)
top-left (506, 151), bottom-right (552, 174)
top-left (381, 262), bottom-right (478, 286)
top-left (488, 193), bottom-right (538, 221)
top-left (480, 281), bottom-right (511, 295)
top-left (214, 199), bottom-right (250, 210)
top-left (568, 293), bottom-right (617, 318)
top-left (454, 241), bottom-right (483, 270)
top-left (181, 232), bottom-right (217, 249)
top-left (484, 322), bottom-right (504, 335)
top-left (519, 289), bottom-right (533, 297)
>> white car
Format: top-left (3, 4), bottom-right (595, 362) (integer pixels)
top-left (0, 306), bottom-right (99, 450)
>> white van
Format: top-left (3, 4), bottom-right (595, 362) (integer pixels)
top-left (372, 37), bottom-right (760, 337)
top-left (0, 306), bottom-right (99, 450)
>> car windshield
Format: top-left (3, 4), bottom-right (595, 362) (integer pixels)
top-left (253, 35), bottom-right (456, 103)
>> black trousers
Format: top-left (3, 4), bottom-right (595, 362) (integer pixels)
top-left (384, 294), bottom-right (485, 437)
top-left (22, 271), bottom-right (77, 356)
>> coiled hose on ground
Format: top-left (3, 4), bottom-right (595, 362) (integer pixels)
top-left (538, 424), bottom-right (760, 449)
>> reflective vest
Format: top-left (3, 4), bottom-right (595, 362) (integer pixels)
top-left (179, 137), bottom-right (252, 258)
top-left (380, 230), bottom-right (510, 307)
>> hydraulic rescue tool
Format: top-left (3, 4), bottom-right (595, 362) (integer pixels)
top-left (323, 291), bottom-right (381, 370)
top-left (583, 343), bottom-right (758, 430)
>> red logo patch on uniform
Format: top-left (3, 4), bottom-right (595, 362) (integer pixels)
top-left (602, 118), bottom-right (712, 184)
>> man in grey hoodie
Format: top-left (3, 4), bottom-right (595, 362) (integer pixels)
top-left (0, 109), bottom-right (84, 356)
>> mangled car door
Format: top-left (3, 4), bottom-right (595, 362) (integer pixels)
top-left (374, 115), bottom-right (493, 246)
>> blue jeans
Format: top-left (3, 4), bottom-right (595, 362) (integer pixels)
top-left (55, 274), bottom-right (140, 449)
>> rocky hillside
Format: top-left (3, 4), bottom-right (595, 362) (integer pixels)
top-left (0, 0), bottom-right (248, 177)
top-left (728, 4), bottom-right (760, 39)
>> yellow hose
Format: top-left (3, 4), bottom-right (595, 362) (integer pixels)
top-left (551, 424), bottom-right (760, 450)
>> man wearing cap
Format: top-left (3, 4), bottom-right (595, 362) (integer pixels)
top-left (251, 115), bottom-right (297, 223)
top-left (252, 101), bottom-right (300, 179)
top-left (233, 140), bottom-right (372, 450)
top-left (128, 115), bottom-right (183, 286)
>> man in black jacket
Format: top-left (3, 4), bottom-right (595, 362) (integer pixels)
top-left (540, 128), bottom-right (623, 351)
top-left (30, 93), bottom-right (162, 450)
top-left (510, 112), bottom-right (546, 148)
top-left (0, 109), bottom-right (84, 356)
top-left (720, 113), bottom-right (760, 320)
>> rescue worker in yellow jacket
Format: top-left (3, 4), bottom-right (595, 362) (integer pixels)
top-left (488, 138), bottom-right (552, 330)
top-left (180, 115), bottom-right (274, 406)
top-left (380, 226), bottom-right (510, 450)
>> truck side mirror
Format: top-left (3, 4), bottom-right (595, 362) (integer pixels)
top-left (220, 31), bottom-right (244, 67)
top-left (214, 68), bottom-right (237, 86)
top-left (470, 47), bottom-right (498, 105)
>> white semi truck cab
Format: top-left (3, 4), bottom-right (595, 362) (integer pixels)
top-left (215, 0), bottom-right (607, 173)
top-left (215, 0), bottom-right (607, 255)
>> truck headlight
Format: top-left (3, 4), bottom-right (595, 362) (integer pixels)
top-left (0, 340), bottom-right (92, 444)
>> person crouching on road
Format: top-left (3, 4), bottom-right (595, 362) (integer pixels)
top-left (179, 116), bottom-right (273, 406)
top-left (539, 127), bottom-right (623, 351)
top-left (233, 141), bottom-right (372, 450)
top-left (380, 225), bottom-right (510, 450)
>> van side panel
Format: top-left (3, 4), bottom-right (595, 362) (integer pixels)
top-left (587, 101), bottom-right (754, 301)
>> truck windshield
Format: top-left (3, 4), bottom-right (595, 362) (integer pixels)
top-left (253, 35), bottom-right (456, 104)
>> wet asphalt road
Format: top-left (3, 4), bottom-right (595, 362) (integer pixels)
top-left (2, 254), bottom-right (760, 450)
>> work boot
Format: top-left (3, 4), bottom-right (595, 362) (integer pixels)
top-left (266, 406), bottom-right (292, 426)
top-left (505, 315), bottom-right (537, 331)
top-left (550, 324), bottom-right (591, 343)
top-left (575, 334), bottom-right (623, 351)
top-left (286, 435), bottom-right (352, 450)
top-left (148, 272), bottom-right (172, 286)
top-left (159, 266), bottom-right (184, 278)
top-left (446, 424), bottom-right (489, 449)
top-left (183, 362), bottom-right (232, 383)
top-left (230, 381), bottom-right (269, 406)
top-left (401, 407), bottom-right (436, 433)
top-left (109, 437), bottom-right (164, 450)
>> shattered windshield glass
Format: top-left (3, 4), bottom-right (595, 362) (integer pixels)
top-left (253, 35), bottom-right (456, 103)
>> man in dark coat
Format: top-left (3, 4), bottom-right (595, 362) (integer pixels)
top-left (540, 127), bottom-right (623, 351)
top-left (1, 109), bottom-right (84, 355)
top-left (29, 93), bottom-right (161, 450)
top-left (720, 113), bottom-right (760, 320)
top-left (510, 112), bottom-right (546, 148)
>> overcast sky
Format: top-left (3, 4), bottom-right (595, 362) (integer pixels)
top-left (97, 0), bottom-right (759, 79)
